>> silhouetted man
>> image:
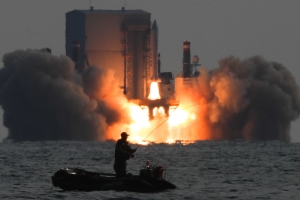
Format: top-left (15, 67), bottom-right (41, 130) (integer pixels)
top-left (114, 132), bottom-right (136, 177)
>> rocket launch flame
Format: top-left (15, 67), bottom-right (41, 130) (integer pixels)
top-left (148, 82), bottom-right (161, 100)
top-left (0, 50), bottom-right (299, 142)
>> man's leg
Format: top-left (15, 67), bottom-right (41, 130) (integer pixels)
top-left (114, 162), bottom-right (126, 178)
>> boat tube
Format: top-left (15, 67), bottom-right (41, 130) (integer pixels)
top-left (51, 166), bottom-right (176, 192)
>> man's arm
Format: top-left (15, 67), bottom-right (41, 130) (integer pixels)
top-left (125, 142), bottom-right (137, 154)
top-left (116, 141), bottom-right (131, 159)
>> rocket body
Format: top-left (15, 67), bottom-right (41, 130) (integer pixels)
top-left (183, 41), bottom-right (191, 78)
top-left (150, 20), bottom-right (158, 80)
top-left (158, 53), bottom-right (161, 76)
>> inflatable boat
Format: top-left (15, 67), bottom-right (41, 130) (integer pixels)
top-left (51, 166), bottom-right (176, 192)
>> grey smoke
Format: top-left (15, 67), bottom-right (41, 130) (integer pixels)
top-left (0, 49), bottom-right (127, 141)
top-left (1, 50), bottom-right (299, 142)
top-left (186, 56), bottom-right (300, 142)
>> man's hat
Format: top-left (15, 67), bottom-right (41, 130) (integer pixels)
top-left (121, 132), bottom-right (129, 137)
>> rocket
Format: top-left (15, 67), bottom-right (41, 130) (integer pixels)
top-left (158, 53), bottom-right (161, 77)
top-left (150, 20), bottom-right (158, 80)
top-left (183, 41), bottom-right (191, 78)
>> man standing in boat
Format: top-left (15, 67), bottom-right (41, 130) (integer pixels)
top-left (114, 132), bottom-right (136, 177)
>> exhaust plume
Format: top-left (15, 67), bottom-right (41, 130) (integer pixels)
top-left (175, 56), bottom-right (300, 142)
top-left (0, 49), bottom-right (129, 141)
top-left (1, 50), bottom-right (299, 143)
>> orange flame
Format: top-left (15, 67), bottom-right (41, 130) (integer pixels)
top-left (125, 103), bottom-right (200, 144)
top-left (148, 82), bottom-right (161, 100)
top-left (106, 81), bottom-right (209, 144)
top-left (125, 82), bottom-right (200, 144)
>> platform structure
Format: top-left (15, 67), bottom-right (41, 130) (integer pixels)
top-left (130, 99), bottom-right (179, 120)
top-left (65, 8), bottom-right (157, 100)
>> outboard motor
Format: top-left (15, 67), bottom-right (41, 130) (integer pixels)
top-left (140, 161), bottom-right (165, 179)
top-left (153, 166), bottom-right (165, 179)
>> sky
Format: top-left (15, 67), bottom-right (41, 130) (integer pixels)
top-left (0, 0), bottom-right (300, 142)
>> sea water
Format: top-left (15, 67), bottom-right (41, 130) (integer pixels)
top-left (0, 140), bottom-right (300, 199)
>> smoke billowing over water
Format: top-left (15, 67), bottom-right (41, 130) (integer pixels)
top-left (0, 50), bottom-right (130, 141)
top-left (174, 56), bottom-right (300, 142)
top-left (0, 50), bottom-right (300, 142)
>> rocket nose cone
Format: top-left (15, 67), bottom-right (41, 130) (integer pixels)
top-left (151, 20), bottom-right (158, 30)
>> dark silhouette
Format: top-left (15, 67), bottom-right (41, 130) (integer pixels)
top-left (114, 132), bottom-right (136, 177)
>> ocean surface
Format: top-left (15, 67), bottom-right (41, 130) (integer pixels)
top-left (1, 140), bottom-right (300, 199)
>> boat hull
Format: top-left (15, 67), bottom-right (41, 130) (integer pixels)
top-left (51, 168), bottom-right (176, 192)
